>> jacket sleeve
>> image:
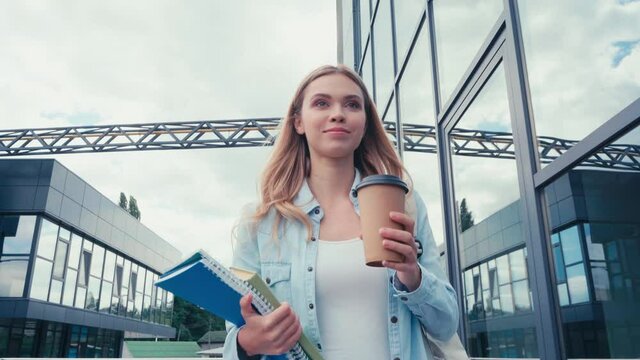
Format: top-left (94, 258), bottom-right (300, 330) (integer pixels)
top-left (223, 207), bottom-right (265, 360)
top-left (391, 191), bottom-right (460, 341)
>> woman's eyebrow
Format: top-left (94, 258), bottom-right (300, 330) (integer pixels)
top-left (310, 93), bottom-right (363, 101)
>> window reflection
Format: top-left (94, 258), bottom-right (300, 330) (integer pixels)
top-left (37, 219), bottom-right (58, 260)
top-left (452, 62), bottom-right (537, 356)
top-left (1, 216), bottom-right (36, 254)
top-left (399, 24), bottom-right (435, 126)
top-left (30, 258), bottom-right (52, 301)
top-left (373, 0), bottom-right (395, 106)
top-left (433, 0), bottom-right (502, 107)
top-left (393, 0), bottom-right (424, 64)
top-left (519, 1), bottom-right (640, 163)
top-left (545, 126), bottom-right (640, 357)
top-left (0, 256), bottom-right (28, 297)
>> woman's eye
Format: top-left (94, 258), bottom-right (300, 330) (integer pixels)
top-left (314, 100), bottom-right (329, 107)
top-left (346, 101), bottom-right (361, 109)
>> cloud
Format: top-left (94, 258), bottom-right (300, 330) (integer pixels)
top-left (0, 1), bottom-right (337, 265)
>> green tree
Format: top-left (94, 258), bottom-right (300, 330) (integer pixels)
top-left (128, 195), bottom-right (141, 220)
top-left (171, 296), bottom-right (225, 341)
top-left (460, 198), bottom-right (475, 232)
top-left (119, 192), bottom-right (128, 210)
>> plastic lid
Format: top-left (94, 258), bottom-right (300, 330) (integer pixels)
top-left (355, 175), bottom-right (409, 194)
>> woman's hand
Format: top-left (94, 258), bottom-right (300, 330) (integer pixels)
top-left (380, 211), bottom-right (421, 292)
top-left (237, 293), bottom-right (303, 356)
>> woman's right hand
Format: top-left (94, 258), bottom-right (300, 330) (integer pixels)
top-left (237, 293), bottom-right (303, 356)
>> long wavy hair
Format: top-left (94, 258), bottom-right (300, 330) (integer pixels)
top-left (245, 65), bottom-right (408, 241)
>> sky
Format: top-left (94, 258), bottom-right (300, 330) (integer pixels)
top-left (0, 1), bottom-right (338, 266)
top-left (1, 0), bottom-right (639, 268)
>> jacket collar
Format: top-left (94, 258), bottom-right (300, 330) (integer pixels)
top-left (293, 168), bottom-right (362, 214)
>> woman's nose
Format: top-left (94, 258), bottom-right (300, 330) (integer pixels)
top-left (330, 106), bottom-right (345, 122)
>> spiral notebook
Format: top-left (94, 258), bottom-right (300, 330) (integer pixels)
top-left (155, 250), bottom-right (324, 360)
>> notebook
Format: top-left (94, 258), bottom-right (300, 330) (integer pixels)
top-left (155, 250), bottom-right (324, 360)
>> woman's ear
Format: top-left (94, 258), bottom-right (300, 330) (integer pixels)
top-left (294, 115), bottom-right (305, 135)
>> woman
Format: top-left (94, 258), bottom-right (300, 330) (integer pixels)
top-left (223, 65), bottom-right (459, 359)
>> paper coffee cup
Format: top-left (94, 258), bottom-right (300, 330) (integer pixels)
top-left (355, 175), bottom-right (409, 267)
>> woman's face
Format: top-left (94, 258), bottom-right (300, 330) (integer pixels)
top-left (294, 73), bottom-right (367, 162)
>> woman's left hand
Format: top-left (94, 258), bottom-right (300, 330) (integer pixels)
top-left (380, 211), bottom-right (421, 292)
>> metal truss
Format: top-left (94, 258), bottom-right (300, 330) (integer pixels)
top-left (0, 119), bottom-right (638, 171)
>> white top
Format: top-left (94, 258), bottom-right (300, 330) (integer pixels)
top-left (315, 238), bottom-right (390, 360)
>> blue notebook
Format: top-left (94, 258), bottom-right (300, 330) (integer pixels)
top-left (155, 250), bottom-right (323, 360)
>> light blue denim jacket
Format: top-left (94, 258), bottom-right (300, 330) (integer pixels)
top-left (223, 170), bottom-right (459, 360)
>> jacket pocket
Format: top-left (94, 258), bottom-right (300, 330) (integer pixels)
top-left (261, 262), bottom-right (292, 305)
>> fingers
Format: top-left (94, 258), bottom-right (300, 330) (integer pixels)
top-left (382, 259), bottom-right (418, 273)
top-left (389, 211), bottom-right (415, 235)
top-left (264, 302), bottom-right (296, 328)
top-left (379, 227), bottom-right (415, 246)
top-left (383, 239), bottom-right (416, 259)
top-left (273, 315), bottom-right (302, 352)
top-left (240, 293), bottom-right (257, 320)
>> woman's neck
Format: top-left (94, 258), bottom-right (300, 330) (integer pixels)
top-left (307, 156), bottom-right (355, 207)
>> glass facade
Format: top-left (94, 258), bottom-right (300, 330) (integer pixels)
top-left (0, 318), bottom-right (122, 358)
top-left (339, 0), bottom-right (640, 358)
top-left (0, 215), bottom-right (35, 297)
top-left (24, 217), bottom-right (173, 326)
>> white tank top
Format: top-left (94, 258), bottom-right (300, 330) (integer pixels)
top-left (315, 238), bottom-right (390, 360)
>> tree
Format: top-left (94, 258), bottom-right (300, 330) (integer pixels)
top-left (460, 198), bottom-right (475, 232)
top-left (171, 296), bottom-right (225, 341)
top-left (128, 195), bottom-right (141, 220)
top-left (119, 192), bottom-right (128, 210)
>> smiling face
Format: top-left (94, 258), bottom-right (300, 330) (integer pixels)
top-left (294, 73), bottom-right (367, 163)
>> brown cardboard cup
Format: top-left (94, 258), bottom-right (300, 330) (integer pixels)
top-left (356, 175), bottom-right (409, 267)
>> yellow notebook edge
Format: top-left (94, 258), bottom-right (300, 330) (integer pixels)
top-left (229, 267), bottom-right (324, 360)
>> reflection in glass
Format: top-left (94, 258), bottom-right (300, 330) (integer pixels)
top-left (99, 281), bottom-right (112, 313)
top-left (434, 0), bottom-right (502, 106)
top-left (373, 0), bottom-right (395, 106)
top-left (404, 153), bottom-right (444, 247)
top-left (399, 24), bottom-right (435, 126)
top-left (68, 234), bottom-right (82, 269)
top-left (90, 245), bottom-right (104, 278)
top-left (393, 0), bottom-right (425, 63)
top-left (519, 1), bottom-right (640, 164)
top-left (74, 287), bottom-right (86, 309)
top-left (30, 258), bottom-right (53, 301)
top-left (49, 279), bottom-right (63, 304)
top-left (63, 269), bottom-right (77, 306)
top-left (86, 276), bottom-right (101, 311)
top-left (0, 256), bottom-right (28, 297)
top-left (361, 52), bottom-right (374, 102)
top-left (341, 0), bottom-right (354, 68)
top-left (52, 241), bottom-right (68, 279)
top-left (452, 63), bottom-right (538, 356)
top-left (37, 219), bottom-right (58, 260)
top-left (103, 251), bottom-right (116, 284)
top-left (360, 0), bottom-right (371, 56)
top-left (545, 126), bottom-right (640, 357)
top-left (1, 216), bottom-right (36, 254)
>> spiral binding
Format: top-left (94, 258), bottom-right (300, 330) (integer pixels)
top-left (199, 253), bottom-right (309, 360)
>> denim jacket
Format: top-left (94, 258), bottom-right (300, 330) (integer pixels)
top-left (223, 170), bottom-right (459, 360)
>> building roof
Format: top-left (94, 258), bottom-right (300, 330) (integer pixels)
top-left (197, 330), bottom-right (227, 344)
top-left (124, 341), bottom-right (201, 358)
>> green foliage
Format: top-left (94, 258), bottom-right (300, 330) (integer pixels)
top-left (119, 192), bottom-right (128, 210)
top-left (171, 296), bottom-right (226, 341)
top-left (128, 195), bottom-right (141, 220)
top-left (460, 198), bottom-right (475, 232)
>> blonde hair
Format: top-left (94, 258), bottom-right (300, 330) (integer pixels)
top-left (246, 65), bottom-right (408, 241)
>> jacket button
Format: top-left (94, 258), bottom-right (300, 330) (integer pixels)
top-left (265, 277), bottom-right (271, 285)
top-left (351, 189), bottom-right (358, 198)
top-left (400, 296), bottom-right (408, 301)
top-left (311, 237), bottom-right (316, 242)
top-left (394, 357), bottom-right (400, 360)
top-left (314, 208), bottom-right (320, 215)
top-left (317, 343), bottom-right (322, 350)
top-left (307, 266), bottom-right (313, 272)
top-left (390, 316), bottom-right (398, 324)
top-left (309, 303), bottom-right (314, 309)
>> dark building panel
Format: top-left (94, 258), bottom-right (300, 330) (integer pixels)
top-left (0, 186), bottom-right (37, 211)
top-left (49, 162), bottom-right (67, 193)
top-left (45, 188), bottom-right (63, 217)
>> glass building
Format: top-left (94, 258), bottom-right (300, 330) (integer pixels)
top-left (337, 0), bottom-right (640, 358)
top-left (0, 159), bottom-right (181, 357)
